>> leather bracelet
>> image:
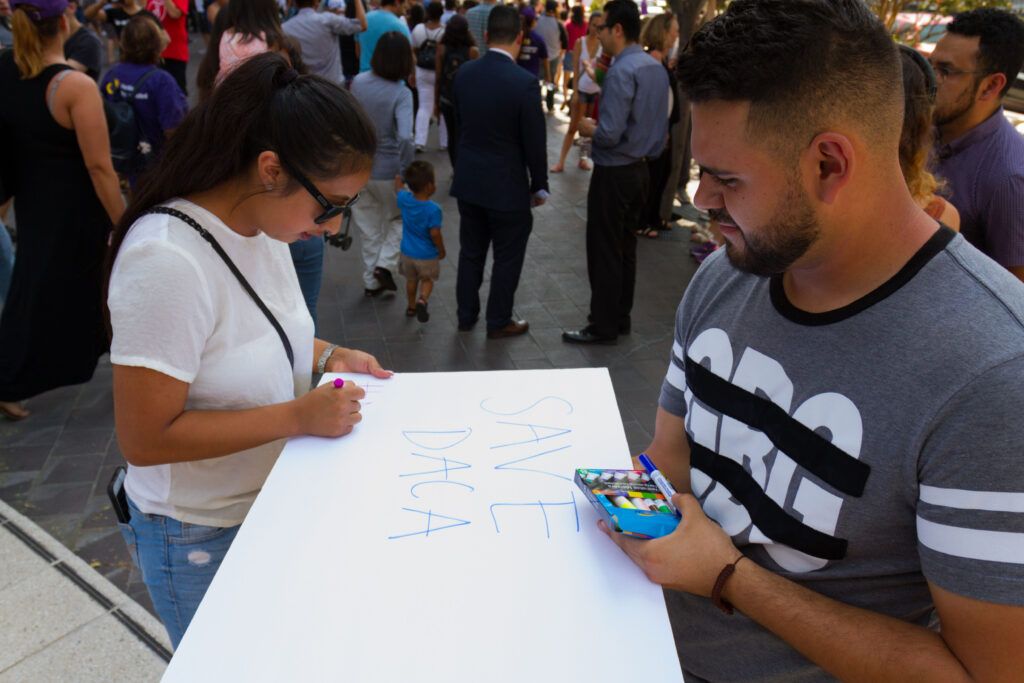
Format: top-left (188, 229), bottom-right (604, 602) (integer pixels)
top-left (711, 555), bottom-right (747, 615)
top-left (317, 344), bottom-right (339, 374)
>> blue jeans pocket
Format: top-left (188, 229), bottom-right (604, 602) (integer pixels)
top-left (171, 521), bottom-right (233, 546)
top-left (117, 521), bottom-right (140, 568)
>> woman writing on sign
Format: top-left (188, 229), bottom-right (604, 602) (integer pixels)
top-left (106, 52), bottom-right (391, 648)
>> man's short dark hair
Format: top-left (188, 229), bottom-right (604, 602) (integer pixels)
top-left (445, 0), bottom-right (456, 10)
top-left (380, 0), bottom-right (399, 7)
top-left (487, 4), bottom-right (521, 44)
top-left (371, 31), bottom-right (413, 80)
top-left (603, 0), bottom-right (640, 43)
top-left (947, 8), bottom-right (1024, 97)
top-left (426, 0), bottom-right (443, 21)
top-left (404, 160), bottom-right (435, 192)
top-left (294, 0), bottom-right (315, 8)
top-left (677, 0), bottom-right (901, 163)
top-left (545, 0), bottom-right (557, 13)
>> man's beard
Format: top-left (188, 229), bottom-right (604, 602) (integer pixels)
top-left (934, 80), bottom-right (978, 128)
top-left (711, 180), bottom-right (820, 277)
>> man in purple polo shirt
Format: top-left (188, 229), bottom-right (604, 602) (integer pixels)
top-left (932, 8), bottom-right (1024, 281)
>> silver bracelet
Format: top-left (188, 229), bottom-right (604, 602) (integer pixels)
top-left (317, 344), bottom-right (339, 374)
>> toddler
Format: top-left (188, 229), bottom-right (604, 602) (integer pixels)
top-left (396, 161), bottom-right (445, 322)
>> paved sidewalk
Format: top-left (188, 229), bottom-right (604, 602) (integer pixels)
top-left (0, 498), bottom-right (170, 681)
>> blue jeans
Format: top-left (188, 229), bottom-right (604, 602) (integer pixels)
top-left (289, 237), bottom-right (324, 331)
top-left (0, 217), bottom-right (13, 303)
top-left (119, 496), bottom-right (240, 649)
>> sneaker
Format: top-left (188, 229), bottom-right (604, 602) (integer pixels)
top-left (415, 144), bottom-right (426, 153)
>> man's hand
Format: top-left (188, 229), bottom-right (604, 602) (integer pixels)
top-left (599, 492), bottom-right (740, 596)
top-left (579, 116), bottom-right (596, 137)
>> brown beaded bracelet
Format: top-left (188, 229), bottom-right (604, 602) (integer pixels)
top-left (711, 555), bottom-right (748, 615)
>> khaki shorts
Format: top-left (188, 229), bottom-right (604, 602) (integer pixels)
top-left (399, 254), bottom-right (440, 282)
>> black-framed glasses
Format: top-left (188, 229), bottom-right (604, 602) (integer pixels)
top-left (288, 166), bottom-right (360, 225)
top-left (930, 63), bottom-right (983, 81)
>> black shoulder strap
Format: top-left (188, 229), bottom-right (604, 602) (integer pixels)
top-left (145, 206), bottom-right (295, 370)
top-left (127, 67), bottom-right (161, 103)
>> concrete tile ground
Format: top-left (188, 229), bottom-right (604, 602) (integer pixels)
top-left (0, 32), bottom-right (705, 625)
top-left (0, 500), bottom-right (170, 681)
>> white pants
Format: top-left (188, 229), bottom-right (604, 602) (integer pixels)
top-left (414, 66), bottom-right (448, 149)
top-left (351, 178), bottom-right (403, 290)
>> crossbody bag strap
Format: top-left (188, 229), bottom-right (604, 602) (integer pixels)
top-left (146, 206), bottom-right (295, 370)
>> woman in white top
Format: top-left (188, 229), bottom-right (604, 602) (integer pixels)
top-left (106, 53), bottom-right (389, 648)
top-left (551, 10), bottom-right (601, 172)
top-left (410, 1), bottom-right (446, 151)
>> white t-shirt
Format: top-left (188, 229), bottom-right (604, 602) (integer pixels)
top-left (410, 22), bottom-right (443, 50)
top-left (108, 198), bottom-right (315, 527)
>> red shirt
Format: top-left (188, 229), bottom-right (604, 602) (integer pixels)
top-left (565, 20), bottom-right (587, 52)
top-left (147, 0), bottom-right (189, 61)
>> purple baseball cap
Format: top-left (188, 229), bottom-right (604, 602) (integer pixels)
top-left (13, 0), bottom-right (69, 19)
top-left (521, 5), bottom-right (536, 20)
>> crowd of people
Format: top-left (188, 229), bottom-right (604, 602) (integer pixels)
top-left (2, 0), bottom-right (1024, 677)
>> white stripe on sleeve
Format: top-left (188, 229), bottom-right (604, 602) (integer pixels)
top-left (917, 516), bottom-right (1024, 564)
top-left (665, 360), bottom-right (687, 392)
top-left (920, 485), bottom-right (1024, 513)
top-left (672, 341), bottom-right (684, 362)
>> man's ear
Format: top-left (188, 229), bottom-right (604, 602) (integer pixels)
top-left (977, 71), bottom-right (1007, 103)
top-left (806, 132), bottom-right (853, 205)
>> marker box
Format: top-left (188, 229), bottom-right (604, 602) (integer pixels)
top-left (574, 468), bottom-right (680, 539)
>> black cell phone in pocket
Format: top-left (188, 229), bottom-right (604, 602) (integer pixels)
top-left (107, 466), bottom-right (131, 524)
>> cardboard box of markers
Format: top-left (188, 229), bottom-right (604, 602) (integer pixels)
top-left (574, 468), bottom-right (680, 539)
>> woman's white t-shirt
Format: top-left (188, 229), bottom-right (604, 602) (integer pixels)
top-left (108, 198), bottom-right (315, 527)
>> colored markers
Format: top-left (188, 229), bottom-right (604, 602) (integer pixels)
top-left (638, 453), bottom-right (680, 518)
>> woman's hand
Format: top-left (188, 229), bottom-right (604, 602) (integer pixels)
top-left (293, 380), bottom-right (367, 438)
top-left (325, 347), bottom-right (394, 379)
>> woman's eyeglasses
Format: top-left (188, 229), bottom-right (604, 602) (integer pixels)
top-left (287, 167), bottom-right (360, 225)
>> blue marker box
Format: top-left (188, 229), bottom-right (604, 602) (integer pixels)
top-left (574, 468), bottom-right (680, 539)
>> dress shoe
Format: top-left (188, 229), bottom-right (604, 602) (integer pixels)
top-left (562, 327), bottom-right (617, 345)
top-left (458, 319), bottom-right (477, 331)
top-left (487, 320), bottom-right (529, 339)
top-left (587, 314), bottom-right (631, 334)
top-left (373, 267), bottom-right (398, 291)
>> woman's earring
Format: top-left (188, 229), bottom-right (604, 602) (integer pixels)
top-left (265, 183), bottom-right (274, 190)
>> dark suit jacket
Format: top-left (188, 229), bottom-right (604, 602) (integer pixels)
top-left (450, 50), bottom-right (548, 213)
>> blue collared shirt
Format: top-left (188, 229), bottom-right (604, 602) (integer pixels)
top-left (591, 44), bottom-right (669, 167)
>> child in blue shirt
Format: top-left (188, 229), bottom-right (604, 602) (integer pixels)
top-left (396, 161), bottom-right (446, 322)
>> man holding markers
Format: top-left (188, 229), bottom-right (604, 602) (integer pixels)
top-left (599, 0), bottom-right (1024, 680)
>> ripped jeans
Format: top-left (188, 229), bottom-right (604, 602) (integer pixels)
top-left (119, 496), bottom-right (240, 649)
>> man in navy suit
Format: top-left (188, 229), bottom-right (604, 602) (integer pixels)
top-left (451, 4), bottom-right (549, 338)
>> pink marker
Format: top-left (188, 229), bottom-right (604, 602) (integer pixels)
top-left (333, 378), bottom-right (345, 388)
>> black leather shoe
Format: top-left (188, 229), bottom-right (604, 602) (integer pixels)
top-left (587, 315), bottom-right (631, 334)
top-left (487, 320), bottom-right (529, 339)
top-left (562, 327), bottom-right (617, 345)
top-left (458, 319), bottom-right (477, 331)
top-left (373, 267), bottom-right (398, 291)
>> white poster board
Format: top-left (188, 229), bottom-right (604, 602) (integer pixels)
top-left (164, 369), bottom-right (682, 682)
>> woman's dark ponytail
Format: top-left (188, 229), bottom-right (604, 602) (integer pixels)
top-left (104, 52), bottom-right (376, 332)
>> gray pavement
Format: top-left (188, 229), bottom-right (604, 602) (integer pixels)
top-left (0, 30), bottom-right (706, 665)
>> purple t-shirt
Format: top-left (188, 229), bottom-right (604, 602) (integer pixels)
top-left (935, 108), bottom-right (1024, 268)
top-left (100, 62), bottom-right (188, 170)
top-left (517, 30), bottom-right (548, 78)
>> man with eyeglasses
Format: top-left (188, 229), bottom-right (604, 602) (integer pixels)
top-left (931, 8), bottom-right (1024, 282)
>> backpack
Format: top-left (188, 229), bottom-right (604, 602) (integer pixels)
top-left (416, 27), bottom-right (442, 70)
top-left (437, 46), bottom-right (468, 107)
top-left (103, 67), bottom-right (160, 176)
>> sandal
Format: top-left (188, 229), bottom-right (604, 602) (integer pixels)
top-left (637, 225), bottom-right (659, 239)
top-left (415, 298), bottom-right (430, 322)
top-left (550, 165), bottom-right (564, 173)
top-left (406, 307), bottom-right (417, 317)
top-left (0, 400), bottom-right (29, 421)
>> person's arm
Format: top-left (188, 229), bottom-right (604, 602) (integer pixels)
top-left (433, 42), bottom-right (444, 117)
top-left (395, 174), bottom-right (404, 193)
top-left (586, 64), bottom-right (629, 147)
top-left (520, 78), bottom-right (548, 197)
top-left (312, 338), bottom-right (393, 377)
top-left (114, 364), bottom-right (368, 466)
top-left (395, 87), bottom-right (414, 171)
top-left (430, 227), bottom-right (445, 259)
top-left (605, 500), bottom-right (1021, 682)
top-left (353, 0), bottom-right (366, 31)
top-left (84, 2), bottom-right (110, 22)
top-left (164, 0), bottom-right (185, 20)
top-left (327, 12), bottom-right (364, 35)
top-left (64, 73), bottom-right (124, 224)
top-left (571, 37), bottom-right (581, 77)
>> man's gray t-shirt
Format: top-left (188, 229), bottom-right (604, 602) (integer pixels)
top-left (658, 227), bottom-right (1024, 681)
